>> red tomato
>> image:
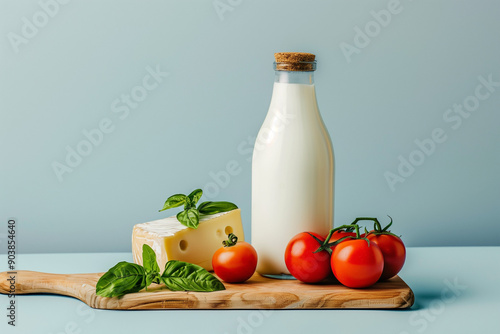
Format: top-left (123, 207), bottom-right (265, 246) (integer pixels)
top-left (330, 239), bottom-right (384, 288)
top-left (367, 233), bottom-right (406, 280)
top-left (284, 232), bottom-right (331, 283)
top-left (212, 234), bottom-right (258, 283)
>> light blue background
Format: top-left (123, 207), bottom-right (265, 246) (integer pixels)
top-left (1, 0), bottom-right (499, 254)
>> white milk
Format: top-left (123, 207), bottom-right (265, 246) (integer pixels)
top-left (252, 79), bottom-right (334, 276)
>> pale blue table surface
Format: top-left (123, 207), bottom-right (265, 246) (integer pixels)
top-left (1, 247), bottom-right (499, 334)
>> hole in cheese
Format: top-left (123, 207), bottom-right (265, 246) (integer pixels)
top-left (225, 226), bottom-right (233, 235)
top-left (216, 229), bottom-right (222, 237)
top-left (179, 240), bottom-right (188, 251)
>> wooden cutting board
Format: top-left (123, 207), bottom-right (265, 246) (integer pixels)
top-left (0, 270), bottom-right (414, 309)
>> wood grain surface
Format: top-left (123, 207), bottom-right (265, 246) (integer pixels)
top-left (0, 270), bottom-right (414, 310)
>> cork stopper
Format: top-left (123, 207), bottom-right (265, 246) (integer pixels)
top-left (274, 52), bottom-right (316, 71)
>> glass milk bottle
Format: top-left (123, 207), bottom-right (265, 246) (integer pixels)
top-left (251, 52), bottom-right (334, 278)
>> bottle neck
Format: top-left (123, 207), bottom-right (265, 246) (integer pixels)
top-left (274, 71), bottom-right (315, 85)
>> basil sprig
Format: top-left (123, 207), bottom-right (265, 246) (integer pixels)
top-left (96, 244), bottom-right (225, 298)
top-left (159, 188), bottom-right (238, 229)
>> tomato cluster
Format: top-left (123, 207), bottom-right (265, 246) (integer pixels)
top-left (284, 217), bottom-right (406, 288)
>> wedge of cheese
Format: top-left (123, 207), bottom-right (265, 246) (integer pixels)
top-left (132, 209), bottom-right (244, 271)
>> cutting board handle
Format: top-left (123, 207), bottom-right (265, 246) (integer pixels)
top-left (0, 270), bottom-right (101, 298)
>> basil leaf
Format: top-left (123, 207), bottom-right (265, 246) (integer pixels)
top-left (96, 262), bottom-right (146, 298)
top-left (145, 272), bottom-right (159, 288)
top-left (184, 197), bottom-right (195, 210)
top-left (142, 244), bottom-right (160, 289)
top-left (197, 201), bottom-right (211, 212)
top-left (142, 244), bottom-right (160, 275)
top-left (187, 189), bottom-right (203, 206)
top-left (198, 201), bottom-right (238, 215)
top-left (160, 260), bottom-right (225, 292)
top-left (159, 194), bottom-right (187, 212)
top-left (176, 208), bottom-right (200, 229)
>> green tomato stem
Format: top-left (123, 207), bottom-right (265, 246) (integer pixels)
top-left (223, 233), bottom-right (238, 247)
